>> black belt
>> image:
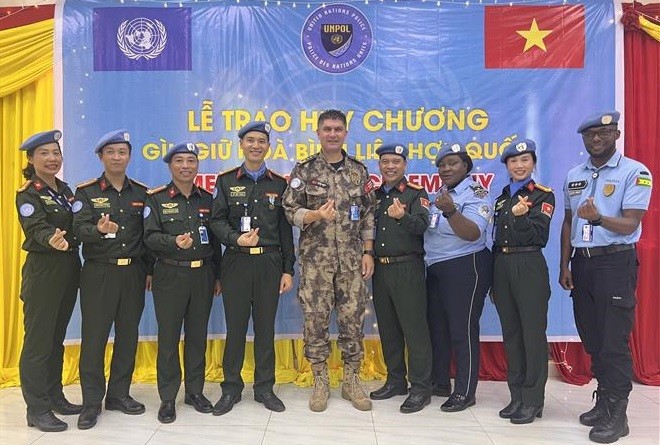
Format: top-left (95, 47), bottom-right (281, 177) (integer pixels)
top-left (88, 257), bottom-right (135, 266)
top-left (228, 245), bottom-right (281, 255)
top-left (574, 244), bottom-right (635, 258)
top-left (159, 258), bottom-right (208, 268)
top-left (375, 254), bottom-right (420, 264)
top-left (495, 246), bottom-right (541, 254)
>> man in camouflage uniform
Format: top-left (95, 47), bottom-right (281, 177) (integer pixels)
top-left (282, 109), bottom-right (376, 412)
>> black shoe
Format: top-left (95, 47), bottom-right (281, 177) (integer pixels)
top-left (589, 395), bottom-right (629, 444)
top-left (27, 411), bottom-right (68, 432)
top-left (157, 401), bottom-right (176, 424)
top-left (510, 404), bottom-right (543, 424)
top-left (51, 397), bottom-right (83, 415)
top-left (105, 396), bottom-right (146, 415)
top-left (212, 393), bottom-right (241, 416)
top-left (254, 391), bottom-right (285, 412)
top-left (432, 384), bottom-right (452, 397)
top-left (370, 383), bottom-right (408, 400)
top-left (77, 404), bottom-right (102, 430)
top-left (440, 393), bottom-right (476, 412)
top-left (184, 393), bottom-right (213, 413)
top-left (499, 400), bottom-right (522, 419)
top-left (400, 393), bottom-right (431, 414)
top-left (580, 389), bottom-right (607, 427)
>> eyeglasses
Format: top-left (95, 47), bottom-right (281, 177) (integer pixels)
top-left (581, 128), bottom-right (617, 140)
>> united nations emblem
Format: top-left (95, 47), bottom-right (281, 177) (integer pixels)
top-left (117, 17), bottom-right (167, 60)
top-left (603, 183), bottom-right (616, 197)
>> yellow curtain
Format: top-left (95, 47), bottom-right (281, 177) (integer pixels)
top-left (0, 17), bottom-right (388, 389)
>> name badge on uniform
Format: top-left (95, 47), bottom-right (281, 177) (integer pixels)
top-left (429, 213), bottom-right (439, 229)
top-left (240, 216), bottom-right (251, 232)
top-left (582, 224), bottom-right (593, 242)
top-left (198, 225), bottom-right (209, 244)
top-left (350, 204), bottom-right (360, 221)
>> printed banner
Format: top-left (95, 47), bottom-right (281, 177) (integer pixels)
top-left (58, 0), bottom-right (617, 341)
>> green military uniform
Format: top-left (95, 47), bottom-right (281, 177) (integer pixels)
top-left (16, 176), bottom-right (81, 415)
top-left (210, 165), bottom-right (295, 397)
top-left (143, 182), bottom-right (219, 402)
top-left (373, 178), bottom-right (432, 395)
top-left (72, 175), bottom-right (152, 406)
top-left (492, 179), bottom-right (554, 408)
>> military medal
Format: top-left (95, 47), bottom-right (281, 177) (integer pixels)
top-left (266, 192), bottom-right (278, 210)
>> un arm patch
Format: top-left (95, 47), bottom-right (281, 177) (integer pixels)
top-left (636, 176), bottom-right (652, 187)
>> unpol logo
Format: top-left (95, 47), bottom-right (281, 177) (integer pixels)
top-left (301, 4), bottom-right (372, 74)
top-left (117, 17), bottom-right (167, 60)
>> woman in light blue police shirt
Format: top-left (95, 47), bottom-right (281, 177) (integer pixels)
top-left (425, 143), bottom-right (493, 412)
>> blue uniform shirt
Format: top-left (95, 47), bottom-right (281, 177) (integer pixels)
top-left (564, 151), bottom-right (652, 247)
top-left (425, 177), bottom-right (492, 265)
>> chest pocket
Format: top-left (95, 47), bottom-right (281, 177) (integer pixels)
top-left (228, 198), bottom-right (249, 219)
top-left (305, 186), bottom-right (328, 209)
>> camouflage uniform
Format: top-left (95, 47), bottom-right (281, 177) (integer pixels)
top-left (282, 151), bottom-right (376, 366)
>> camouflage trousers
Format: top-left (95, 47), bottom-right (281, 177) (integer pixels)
top-left (298, 265), bottom-right (367, 365)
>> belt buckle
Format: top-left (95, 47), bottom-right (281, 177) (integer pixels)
top-left (117, 258), bottom-right (131, 266)
top-left (380, 257), bottom-right (390, 264)
top-left (190, 260), bottom-right (202, 268)
top-left (249, 247), bottom-right (263, 255)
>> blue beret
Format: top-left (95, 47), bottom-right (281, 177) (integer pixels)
top-left (500, 138), bottom-right (536, 163)
top-left (435, 142), bottom-right (468, 165)
top-left (94, 129), bottom-right (131, 153)
top-left (19, 130), bottom-right (62, 152)
top-left (577, 111), bottom-right (620, 133)
top-left (376, 143), bottom-right (408, 160)
top-left (163, 142), bottom-right (199, 163)
top-left (238, 121), bottom-right (271, 140)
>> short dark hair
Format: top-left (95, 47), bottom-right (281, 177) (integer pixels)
top-left (22, 143), bottom-right (61, 179)
top-left (99, 142), bottom-right (132, 156)
top-left (317, 109), bottom-right (347, 128)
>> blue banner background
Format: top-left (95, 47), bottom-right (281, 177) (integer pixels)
top-left (59, 0), bottom-right (616, 341)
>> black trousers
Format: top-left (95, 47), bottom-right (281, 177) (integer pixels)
top-left (19, 251), bottom-right (80, 415)
top-left (373, 257), bottom-right (431, 394)
top-left (492, 251), bottom-right (549, 407)
top-left (152, 261), bottom-right (214, 401)
top-left (79, 260), bottom-right (147, 405)
top-left (426, 248), bottom-right (492, 398)
top-left (220, 250), bottom-right (282, 396)
top-left (571, 249), bottom-right (637, 399)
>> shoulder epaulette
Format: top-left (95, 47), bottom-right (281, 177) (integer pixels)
top-left (76, 178), bottom-right (98, 189)
top-left (147, 185), bottom-right (167, 195)
top-left (298, 153), bottom-right (319, 164)
top-left (346, 154), bottom-right (367, 168)
top-left (16, 180), bottom-right (32, 193)
top-left (217, 166), bottom-right (240, 177)
top-left (534, 183), bottom-right (553, 193)
top-left (407, 182), bottom-right (423, 190)
top-left (131, 178), bottom-right (150, 189)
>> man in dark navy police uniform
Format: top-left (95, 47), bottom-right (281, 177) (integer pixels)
top-left (560, 111), bottom-right (652, 444)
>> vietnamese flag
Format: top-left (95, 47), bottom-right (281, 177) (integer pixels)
top-left (485, 5), bottom-right (585, 69)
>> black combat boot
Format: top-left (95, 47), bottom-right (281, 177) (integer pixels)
top-left (588, 394), bottom-right (629, 444)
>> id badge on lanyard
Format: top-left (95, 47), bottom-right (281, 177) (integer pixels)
top-left (240, 203), bottom-right (251, 232)
top-left (350, 203), bottom-right (360, 221)
top-left (582, 224), bottom-right (593, 243)
top-left (429, 213), bottom-right (439, 229)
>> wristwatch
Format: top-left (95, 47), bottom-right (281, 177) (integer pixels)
top-left (363, 250), bottom-right (375, 256)
top-left (589, 214), bottom-right (603, 226)
top-left (442, 208), bottom-right (457, 219)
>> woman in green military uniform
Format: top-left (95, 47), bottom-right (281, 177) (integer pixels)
top-left (15, 130), bottom-right (82, 432)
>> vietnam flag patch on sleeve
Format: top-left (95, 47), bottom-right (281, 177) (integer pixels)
top-left (541, 202), bottom-right (554, 217)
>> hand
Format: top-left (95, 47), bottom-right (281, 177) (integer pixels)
top-left (175, 232), bottom-right (194, 249)
top-left (213, 279), bottom-right (222, 296)
top-left (237, 228), bottom-right (260, 247)
top-left (511, 195), bottom-right (532, 216)
top-left (387, 198), bottom-right (406, 220)
top-left (362, 254), bottom-right (374, 280)
top-left (48, 228), bottom-right (69, 251)
top-left (97, 213), bottom-right (119, 234)
top-left (279, 273), bottom-right (293, 294)
top-left (559, 266), bottom-right (574, 291)
top-left (577, 197), bottom-right (600, 222)
top-left (317, 200), bottom-right (337, 220)
top-left (434, 188), bottom-right (455, 213)
top-left (145, 275), bottom-right (153, 292)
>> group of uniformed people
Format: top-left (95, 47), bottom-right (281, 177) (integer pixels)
top-left (15, 110), bottom-right (651, 444)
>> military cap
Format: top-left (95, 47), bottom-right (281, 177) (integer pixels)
top-left (376, 143), bottom-right (408, 160)
top-left (238, 121), bottom-right (271, 140)
top-left (19, 130), bottom-right (62, 152)
top-left (500, 138), bottom-right (537, 163)
top-left (163, 142), bottom-right (199, 163)
top-left (94, 129), bottom-right (131, 153)
top-left (435, 142), bottom-right (473, 173)
top-left (577, 111), bottom-right (620, 133)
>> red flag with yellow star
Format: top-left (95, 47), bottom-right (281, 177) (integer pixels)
top-left (484, 5), bottom-right (585, 69)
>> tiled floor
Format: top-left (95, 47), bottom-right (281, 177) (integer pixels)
top-left (0, 376), bottom-right (657, 445)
